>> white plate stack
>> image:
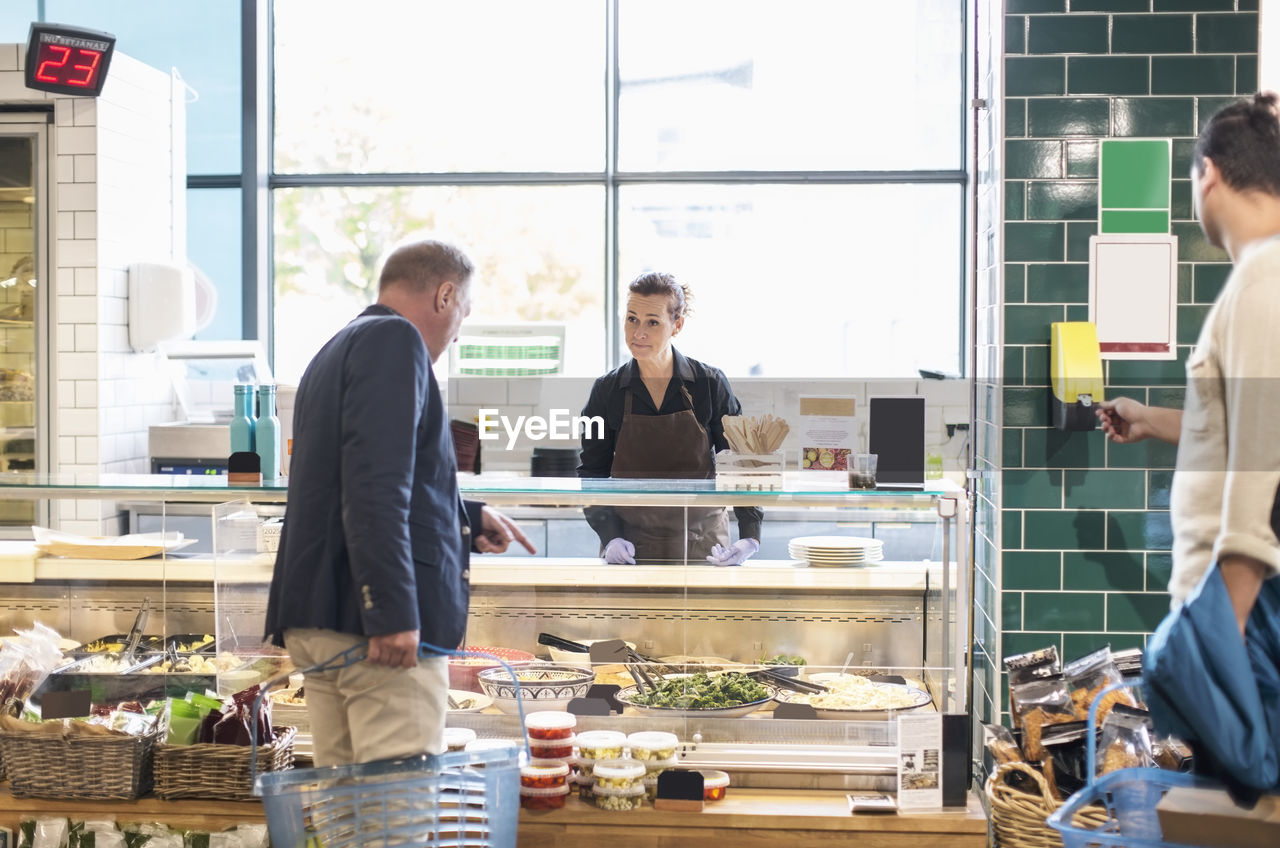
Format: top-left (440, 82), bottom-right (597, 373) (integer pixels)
top-left (787, 535), bottom-right (884, 567)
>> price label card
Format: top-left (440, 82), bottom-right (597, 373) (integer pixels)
top-left (896, 713), bottom-right (943, 811)
top-left (798, 396), bottom-right (856, 471)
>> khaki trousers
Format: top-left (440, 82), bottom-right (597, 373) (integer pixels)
top-left (284, 627), bottom-right (448, 766)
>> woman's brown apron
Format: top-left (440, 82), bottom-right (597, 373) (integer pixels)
top-left (609, 384), bottom-right (730, 563)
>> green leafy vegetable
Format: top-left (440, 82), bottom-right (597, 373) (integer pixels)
top-left (629, 672), bottom-right (770, 709)
top-left (760, 654), bottom-right (807, 666)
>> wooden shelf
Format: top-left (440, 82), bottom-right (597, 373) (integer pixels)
top-left (0, 786), bottom-right (987, 847)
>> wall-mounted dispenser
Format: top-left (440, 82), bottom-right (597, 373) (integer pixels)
top-left (128, 261), bottom-right (195, 352)
top-left (1050, 322), bottom-right (1104, 431)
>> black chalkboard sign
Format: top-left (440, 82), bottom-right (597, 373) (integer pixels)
top-left (654, 770), bottom-right (705, 812)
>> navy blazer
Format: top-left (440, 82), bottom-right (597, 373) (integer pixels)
top-left (265, 304), bottom-right (482, 652)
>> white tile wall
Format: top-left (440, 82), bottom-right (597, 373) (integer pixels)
top-left (4, 47), bottom-right (188, 530)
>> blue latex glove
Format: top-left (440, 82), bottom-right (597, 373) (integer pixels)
top-left (706, 538), bottom-right (760, 566)
top-left (602, 537), bottom-right (636, 564)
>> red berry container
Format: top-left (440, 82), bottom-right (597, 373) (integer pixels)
top-left (520, 784), bottom-right (570, 810)
top-left (525, 711), bottom-right (577, 741)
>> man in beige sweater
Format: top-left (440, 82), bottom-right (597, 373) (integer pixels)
top-left (1097, 93), bottom-right (1280, 636)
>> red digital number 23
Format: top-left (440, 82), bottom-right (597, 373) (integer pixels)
top-left (35, 44), bottom-right (71, 82)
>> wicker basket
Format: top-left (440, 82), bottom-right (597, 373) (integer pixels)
top-left (0, 718), bottom-right (163, 800)
top-left (987, 761), bottom-right (1111, 848)
top-left (154, 725), bottom-right (296, 801)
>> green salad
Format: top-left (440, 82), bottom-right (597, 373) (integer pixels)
top-left (629, 672), bottom-right (770, 709)
top-left (760, 654), bottom-right (807, 666)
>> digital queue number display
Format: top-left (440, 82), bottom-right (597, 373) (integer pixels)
top-left (24, 22), bottom-right (116, 97)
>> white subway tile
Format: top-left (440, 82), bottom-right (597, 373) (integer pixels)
top-left (0, 71), bottom-right (33, 101)
top-left (60, 407), bottom-right (97, 436)
top-left (72, 97), bottom-right (96, 127)
top-left (76, 499), bottom-right (102, 521)
top-left (73, 211), bottom-right (96, 241)
top-left (56, 155), bottom-right (74, 180)
top-left (57, 238), bottom-right (96, 267)
top-left (55, 327), bottom-right (74, 353)
top-left (55, 181), bottom-right (96, 212)
top-left (59, 520), bottom-right (101, 535)
top-left (55, 125), bottom-right (96, 156)
top-left (57, 436), bottom-right (75, 463)
top-left (55, 266), bottom-right (76, 295)
top-left (57, 380), bottom-right (75, 409)
top-left (76, 380), bottom-right (98, 408)
top-left (54, 98), bottom-right (73, 127)
top-left (56, 294), bottom-right (96, 324)
top-left (74, 267), bottom-right (97, 296)
top-left (76, 436), bottom-right (99, 465)
top-left (74, 324), bottom-right (97, 352)
top-left (57, 500), bottom-right (76, 520)
top-left (0, 45), bottom-right (18, 72)
top-left (56, 211), bottom-right (74, 236)
top-left (57, 351), bottom-right (97, 380)
top-left (455, 378), bottom-right (506, 406)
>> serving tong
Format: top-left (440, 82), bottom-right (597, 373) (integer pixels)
top-left (747, 667), bottom-right (828, 694)
top-left (536, 632), bottom-right (661, 694)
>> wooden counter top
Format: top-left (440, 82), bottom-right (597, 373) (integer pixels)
top-left (0, 786), bottom-right (987, 847)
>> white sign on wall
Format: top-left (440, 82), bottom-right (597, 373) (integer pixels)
top-left (1088, 234), bottom-right (1179, 361)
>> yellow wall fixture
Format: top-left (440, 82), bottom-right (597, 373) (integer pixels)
top-left (1050, 322), bottom-right (1104, 431)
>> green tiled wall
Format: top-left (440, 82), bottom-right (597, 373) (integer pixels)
top-left (977, 1), bottom-right (1256, 725)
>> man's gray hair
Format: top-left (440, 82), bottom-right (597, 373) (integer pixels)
top-left (378, 239), bottom-right (475, 293)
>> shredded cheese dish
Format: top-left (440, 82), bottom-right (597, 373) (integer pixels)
top-left (788, 674), bottom-right (925, 711)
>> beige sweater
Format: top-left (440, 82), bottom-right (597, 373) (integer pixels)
top-left (1169, 238), bottom-right (1280, 602)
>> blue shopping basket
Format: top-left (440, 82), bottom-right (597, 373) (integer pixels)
top-left (251, 644), bottom-right (529, 848)
top-left (1046, 679), bottom-right (1222, 848)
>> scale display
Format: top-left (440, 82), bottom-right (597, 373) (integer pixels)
top-left (24, 22), bottom-right (116, 96)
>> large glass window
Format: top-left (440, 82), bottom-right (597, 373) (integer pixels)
top-left (271, 0), bottom-right (966, 379)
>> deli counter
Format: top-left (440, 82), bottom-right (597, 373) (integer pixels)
top-left (0, 472), bottom-right (984, 845)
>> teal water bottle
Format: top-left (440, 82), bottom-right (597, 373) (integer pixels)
top-left (256, 384), bottom-right (282, 480)
top-left (230, 384), bottom-right (256, 454)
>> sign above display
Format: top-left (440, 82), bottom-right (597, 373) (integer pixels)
top-left (24, 22), bottom-right (116, 96)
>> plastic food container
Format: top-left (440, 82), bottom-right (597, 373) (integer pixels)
top-left (626, 730), bottom-right (679, 761)
top-left (520, 784), bottom-right (570, 810)
top-left (699, 769), bottom-right (730, 801)
top-left (575, 774), bottom-right (596, 800)
top-left (642, 772), bottom-right (660, 801)
top-left (464, 738), bottom-right (520, 761)
top-left (528, 733), bottom-right (576, 760)
top-left (525, 710), bottom-right (577, 741)
top-left (593, 784), bottom-right (646, 811)
top-left (592, 758), bottom-right (646, 790)
top-left (444, 727), bottom-right (477, 752)
top-left (575, 729), bottom-right (626, 760)
top-left (521, 762), bottom-right (570, 789)
top-left (642, 755), bottom-right (678, 774)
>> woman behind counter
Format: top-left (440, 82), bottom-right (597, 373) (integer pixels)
top-left (577, 272), bottom-right (762, 565)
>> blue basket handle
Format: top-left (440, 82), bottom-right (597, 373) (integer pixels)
top-left (1084, 677), bottom-right (1144, 787)
top-left (250, 641), bottom-right (531, 790)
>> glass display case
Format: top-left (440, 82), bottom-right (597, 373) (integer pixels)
top-left (0, 472), bottom-right (969, 791)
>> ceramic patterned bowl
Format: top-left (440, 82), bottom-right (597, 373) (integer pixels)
top-left (477, 662), bottom-right (595, 713)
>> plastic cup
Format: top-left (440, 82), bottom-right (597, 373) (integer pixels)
top-left (849, 453), bottom-right (878, 490)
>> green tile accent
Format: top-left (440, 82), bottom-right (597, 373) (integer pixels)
top-left (1064, 550), bottom-right (1145, 592)
top-left (1007, 99), bottom-right (1028, 138)
top-left (1063, 632), bottom-right (1146, 659)
top-left (1238, 56), bottom-right (1259, 96)
top-left (1104, 358), bottom-right (1187, 387)
top-left (1066, 141), bottom-right (1098, 178)
top-left (1194, 263), bottom-right (1231, 302)
top-left (1003, 427), bottom-right (1024, 468)
top-left (1005, 551), bottom-right (1063, 591)
top-left (1147, 386), bottom-right (1186, 408)
top-left (1025, 345), bottom-right (1050, 387)
top-left (1172, 139), bottom-right (1196, 174)
top-left (1106, 437), bottom-right (1179, 470)
top-left (1101, 210), bottom-right (1170, 233)
top-left (1196, 13), bottom-right (1258, 53)
top-left (1028, 182), bottom-right (1098, 221)
top-left (1005, 303), bottom-right (1064, 344)
top-left (1006, 140), bottom-right (1063, 179)
top-left (1107, 510), bottom-right (1174, 551)
top-left (1006, 223), bottom-right (1066, 262)
top-left (1005, 347), bottom-right (1025, 386)
top-left (1024, 591), bottom-right (1106, 631)
top-left (1004, 468), bottom-right (1063, 508)
top-left (1007, 57), bottom-right (1066, 96)
top-left (1006, 181), bottom-right (1026, 221)
top-left (1007, 0), bottom-right (1066, 11)
top-left (1006, 16), bottom-right (1026, 54)
top-left (1108, 592), bottom-right (1170, 632)
top-left (1112, 15), bottom-right (1193, 54)
top-left (1173, 221), bottom-right (1228, 261)
top-left (1027, 98), bottom-right (1109, 137)
top-left (1063, 469), bottom-right (1148, 509)
top-left (1071, 0), bottom-right (1148, 9)
top-left (1004, 509), bottom-right (1023, 549)
top-left (1067, 57), bottom-right (1149, 96)
top-left (1101, 139), bottom-right (1171, 209)
top-left (1149, 470), bottom-right (1173, 509)
top-left (1171, 180), bottom-right (1191, 220)
top-left (1024, 427), bottom-right (1106, 469)
top-left (1024, 510), bottom-right (1106, 550)
top-left (1112, 98), bottom-right (1195, 137)
top-left (1196, 96), bottom-right (1239, 133)
top-left (1027, 263), bottom-right (1089, 303)
top-left (1067, 305), bottom-right (1089, 322)
top-left (1028, 16), bottom-right (1109, 54)
top-left (1006, 263), bottom-right (1027, 302)
top-left (1147, 553), bottom-right (1173, 592)
top-left (1002, 591), bottom-right (1023, 631)
top-left (1152, 56), bottom-right (1235, 96)
top-left (1177, 304), bottom-right (1212, 344)
top-left (1153, 0), bottom-right (1236, 9)
top-left (1004, 387), bottom-right (1052, 427)
top-left (1067, 222), bottom-right (1098, 261)
top-left (1241, 0), bottom-right (1259, 10)
top-left (1177, 264), bottom-right (1193, 302)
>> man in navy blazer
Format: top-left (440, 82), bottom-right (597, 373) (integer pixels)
top-left (265, 239), bottom-right (533, 766)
